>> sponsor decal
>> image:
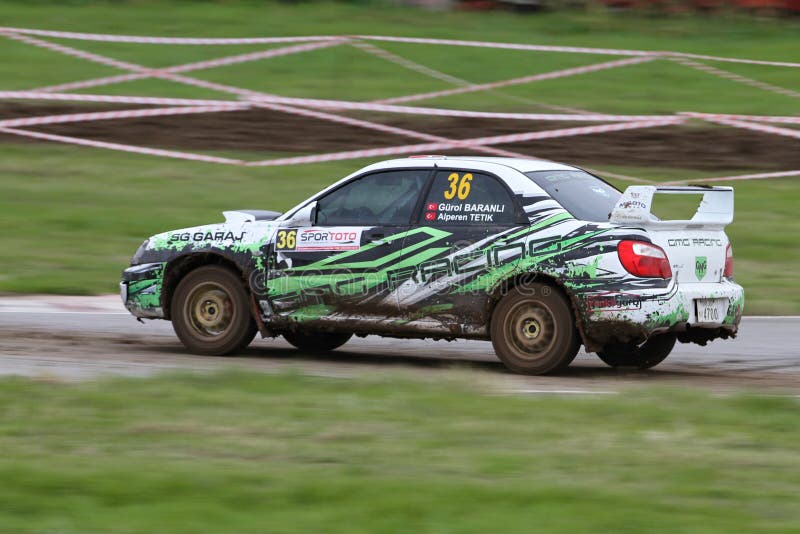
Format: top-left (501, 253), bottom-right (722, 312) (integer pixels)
top-left (695, 256), bottom-right (708, 280)
top-left (586, 292), bottom-right (642, 311)
top-left (169, 230), bottom-right (245, 243)
top-left (619, 200), bottom-right (647, 210)
top-left (288, 227), bottom-right (363, 252)
top-left (668, 238), bottom-right (724, 247)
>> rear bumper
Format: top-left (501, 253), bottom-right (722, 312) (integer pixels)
top-left (579, 279), bottom-right (744, 349)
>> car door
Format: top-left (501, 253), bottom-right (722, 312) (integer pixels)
top-left (266, 168), bottom-right (431, 320)
top-left (396, 168), bottom-right (528, 326)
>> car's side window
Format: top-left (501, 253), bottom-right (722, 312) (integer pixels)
top-left (316, 170), bottom-right (429, 226)
top-left (422, 170), bottom-right (516, 225)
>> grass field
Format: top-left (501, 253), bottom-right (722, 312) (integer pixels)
top-left (1, 1), bottom-right (798, 312)
top-left (0, 371), bottom-right (798, 533)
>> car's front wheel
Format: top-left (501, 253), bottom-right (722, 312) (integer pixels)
top-left (282, 330), bottom-right (352, 352)
top-left (596, 333), bottom-right (676, 370)
top-left (171, 265), bottom-right (258, 355)
top-left (490, 283), bottom-right (580, 375)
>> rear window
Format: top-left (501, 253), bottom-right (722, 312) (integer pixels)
top-left (525, 170), bottom-right (621, 222)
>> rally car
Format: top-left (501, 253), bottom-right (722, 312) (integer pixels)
top-left (121, 156), bottom-right (744, 375)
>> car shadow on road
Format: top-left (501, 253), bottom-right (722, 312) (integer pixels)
top-left (235, 344), bottom-right (696, 380)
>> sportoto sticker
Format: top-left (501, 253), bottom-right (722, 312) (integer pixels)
top-left (296, 228), bottom-right (362, 252)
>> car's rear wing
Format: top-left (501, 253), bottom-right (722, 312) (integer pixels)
top-left (609, 185), bottom-right (734, 230)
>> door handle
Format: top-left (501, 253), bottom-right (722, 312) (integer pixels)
top-left (368, 232), bottom-right (387, 246)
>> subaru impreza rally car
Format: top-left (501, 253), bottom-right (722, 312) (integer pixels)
top-left (121, 157), bottom-right (743, 375)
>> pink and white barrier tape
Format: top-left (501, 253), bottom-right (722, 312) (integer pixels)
top-left (680, 112), bottom-right (800, 125)
top-left (671, 56), bottom-right (800, 100)
top-left (0, 89), bottom-right (676, 123)
top-left (0, 104), bottom-right (249, 129)
top-left (0, 91), bottom-right (237, 106)
top-left (0, 117), bottom-right (683, 168)
top-left (377, 56), bottom-right (656, 104)
top-left (245, 117), bottom-right (685, 167)
top-left (3, 26), bottom-right (798, 66)
top-left (663, 169), bottom-right (800, 185)
top-left (246, 94), bottom-right (671, 122)
top-left (37, 39), bottom-right (344, 93)
top-left (0, 126), bottom-right (246, 165)
top-left (0, 27), bottom-right (336, 45)
top-left (699, 117), bottom-right (800, 140)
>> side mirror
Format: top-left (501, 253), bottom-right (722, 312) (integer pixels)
top-left (281, 201), bottom-right (317, 228)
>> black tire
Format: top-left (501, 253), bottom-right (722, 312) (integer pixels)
top-left (282, 330), bottom-right (352, 352)
top-left (171, 265), bottom-right (257, 356)
top-left (597, 333), bottom-right (676, 370)
top-left (490, 283), bottom-right (581, 375)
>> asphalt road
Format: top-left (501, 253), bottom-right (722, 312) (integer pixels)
top-left (1, 295), bottom-right (798, 393)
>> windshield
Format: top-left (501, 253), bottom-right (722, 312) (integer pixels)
top-left (525, 170), bottom-right (621, 222)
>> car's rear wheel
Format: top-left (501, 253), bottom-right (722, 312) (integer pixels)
top-left (171, 265), bottom-right (257, 355)
top-left (283, 330), bottom-right (352, 352)
top-left (490, 283), bottom-right (580, 375)
top-left (597, 333), bottom-right (676, 370)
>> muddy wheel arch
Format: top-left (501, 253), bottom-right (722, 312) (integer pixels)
top-left (161, 252), bottom-right (249, 320)
top-left (485, 271), bottom-right (598, 351)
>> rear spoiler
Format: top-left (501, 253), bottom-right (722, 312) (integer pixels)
top-left (609, 185), bottom-right (734, 230)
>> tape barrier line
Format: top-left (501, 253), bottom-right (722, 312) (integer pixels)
top-left (349, 40), bottom-right (470, 88)
top-left (662, 169), bottom-right (800, 185)
top-left (698, 117), bottom-right (800, 140)
top-left (671, 57), bottom-right (800, 100)
top-left (250, 101), bottom-right (530, 159)
top-left (349, 40), bottom-right (597, 116)
top-left (0, 32), bottom-right (533, 160)
top-left (0, 104), bottom-right (249, 129)
top-left (0, 91), bottom-right (238, 106)
top-left (3, 26), bottom-right (798, 66)
top-left (246, 95), bottom-right (674, 121)
top-left (0, 27), bottom-right (793, 176)
top-left (671, 51), bottom-right (800, 70)
top-left (0, 27), bottom-right (337, 45)
top-left (36, 39), bottom-right (344, 94)
top-left (0, 90), bottom-right (678, 123)
top-left (0, 32), bottom-right (562, 161)
top-left (375, 56), bottom-right (656, 105)
top-left (0, 126), bottom-right (246, 165)
top-left (680, 112), bottom-right (800, 125)
top-left (245, 118), bottom-right (686, 167)
top-left (0, 118), bottom-right (683, 168)
top-left (0, 30), bottom-right (145, 73)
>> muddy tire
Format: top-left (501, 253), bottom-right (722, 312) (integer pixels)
top-left (283, 331), bottom-right (352, 352)
top-left (171, 265), bottom-right (257, 356)
top-left (597, 333), bottom-right (676, 370)
top-left (490, 283), bottom-right (580, 375)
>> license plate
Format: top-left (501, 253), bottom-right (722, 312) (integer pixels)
top-left (695, 298), bottom-right (727, 324)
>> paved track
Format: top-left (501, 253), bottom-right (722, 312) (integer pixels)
top-left (1, 295), bottom-right (798, 393)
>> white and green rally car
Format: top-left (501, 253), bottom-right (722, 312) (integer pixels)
top-left (121, 156), bottom-right (743, 374)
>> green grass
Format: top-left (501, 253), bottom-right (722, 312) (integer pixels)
top-left (0, 370), bottom-right (799, 533)
top-left (0, 2), bottom-right (799, 114)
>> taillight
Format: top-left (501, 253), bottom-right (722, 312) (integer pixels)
top-left (724, 243), bottom-right (734, 278)
top-left (617, 240), bottom-right (672, 279)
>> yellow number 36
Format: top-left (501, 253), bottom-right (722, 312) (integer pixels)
top-left (276, 229), bottom-right (297, 250)
top-left (444, 172), bottom-right (473, 201)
